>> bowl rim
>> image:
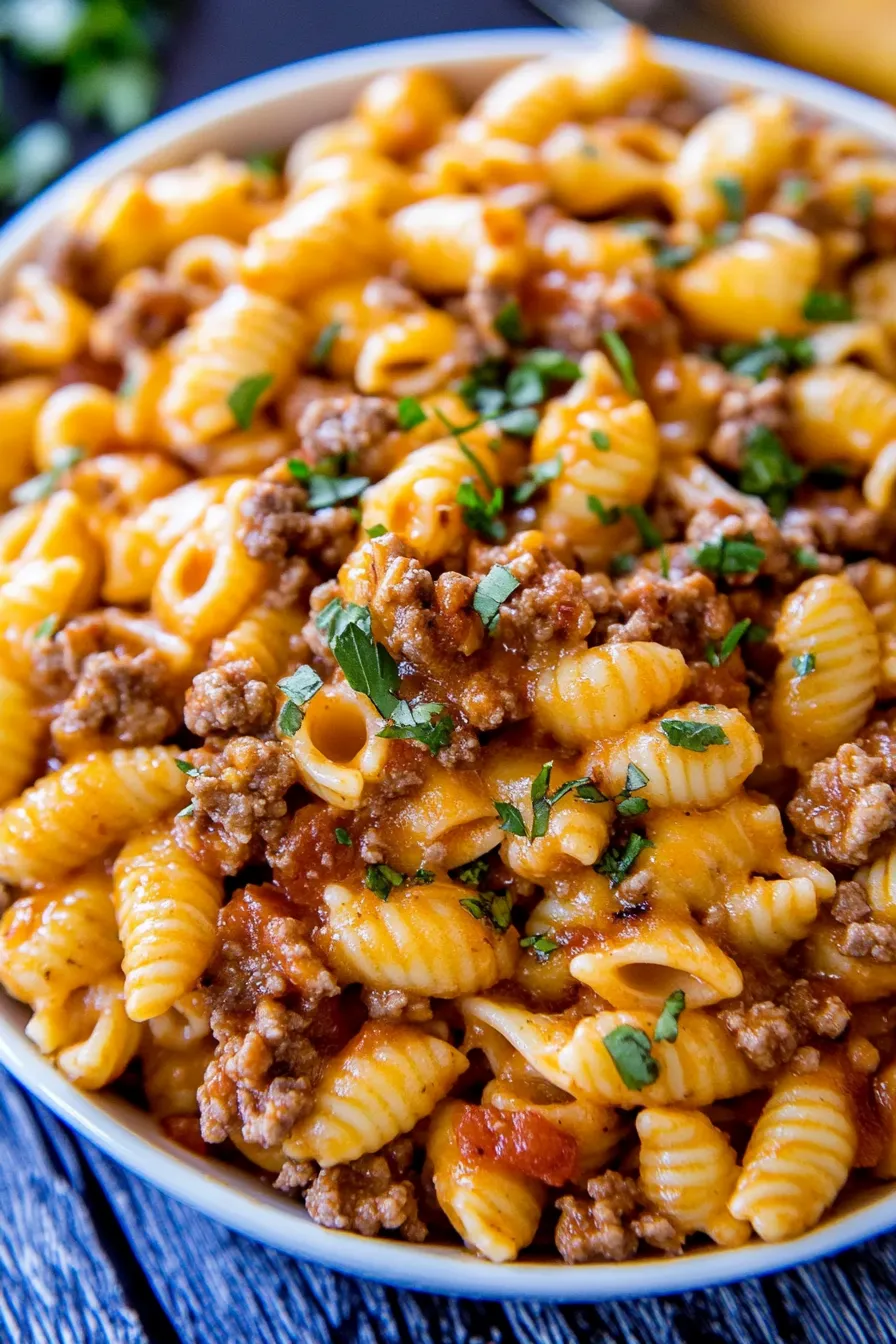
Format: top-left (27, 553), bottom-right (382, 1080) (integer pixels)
top-left (3, 25), bottom-right (896, 1301)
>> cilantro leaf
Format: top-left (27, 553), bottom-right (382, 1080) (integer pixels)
top-left (330, 622), bottom-right (400, 719)
top-left (691, 535), bottom-right (765, 576)
top-left (506, 363), bottom-right (544, 408)
top-left (315, 599), bottom-right (371, 644)
top-left (802, 290), bottom-right (852, 323)
top-left (397, 397), bottom-right (427, 431)
top-left (459, 890), bottom-right (512, 931)
top-left (450, 854), bottom-right (493, 887)
top-left (739, 426), bottom-right (803, 518)
top-left (611, 553), bottom-right (636, 576)
top-left (595, 832), bottom-right (653, 886)
top-left (781, 176), bottom-right (809, 207)
top-left (590, 429), bottom-right (611, 451)
top-left (335, 827), bottom-right (352, 846)
top-left (474, 564), bottom-right (520, 633)
top-left (378, 700), bottom-right (454, 755)
top-left (602, 1025), bottom-right (659, 1090)
top-left (794, 546), bottom-right (820, 572)
top-left (713, 174), bottom-right (746, 222)
top-left (654, 243), bottom-right (697, 269)
top-left (653, 989), bottom-right (686, 1043)
top-left (228, 373), bottom-right (273, 430)
top-left (33, 614), bottom-right (59, 640)
top-left (792, 652), bottom-right (817, 677)
top-left (588, 495), bottom-right (621, 526)
top-left (11, 446), bottom-right (83, 504)
top-left (530, 761), bottom-right (553, 840)
top-left (277, 665), bottom-right (323, 735)
top-left (519, 934), bottom-right (558, 957)
top-left (457, 479), bottom-right (506, 542)
top-left (309, 322), bottom-right (342, 369)
top-left (524, 349), bottom-right (581, 382)
top-left (659, 719), bottom-right (730, 752)
top-left (494, 801), bottom-right (527, 837)
top-left (175, 759), bottom-right (200, 777)
top-left (719, 336), bottom-right (814, 380)
top-left (286, 459), bottom-right (369, 510)
top-left (494, 299), bottom-right (526, 344)
top-left (365, 864), bottom-right (405, 900)
top-left (412, 868), bottom-right (435, 884)
top-left (602, 330), bottom-right (640, 397)
top-left (513, 454), bottom-right (562, 504)
top-left (706, 618), bottom-right (752, 667)
top-left (366, 524), bottom-right (388, 539)
top-left (495, 407), bottom-right (539, 438)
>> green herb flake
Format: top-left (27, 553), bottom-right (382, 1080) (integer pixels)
top-left (691, 534), bottom-right (765, 577)
top-left (277, 665), bottom-right (323, 735)
top-left (33, 614), bottom-right (58, 640)
top-left (802, 290), bottom-right (853, 323)
top-left (588, 495), bottom-right (622, 526)
top-left (626, 504), bottom-right (663, 550)
top-left (654, 243), bottom-right (697, 270)
top-left (781, 175), bottom-right (809, 207)
top-left (334, 827), bottom-right (352, 846)
top-left (506, 364), bottom-right (544, 409)
top-left (315, 599), bottom-right (371, 644)
top-left (611, 553), bottom-right (636, 577)
top-left (228, 373), bottom-right (274, 431)
top-left (175, 802), bottom-right (194, 819)
top-left (494, 299), bottom-right (526, 345)
top-left (494, 801), bottom-right (527, 838)
top-left (309, 322), bottom-right (342, 369)
top-left (11, 445), bottom-right (84, 505)
top-left (659, 719), bottom-right (730, 752)
top-left (459, 890), bottom-right (513, 932)
top-left (602, 1024), bottom-right (659, 1090)
top-left (519, 934), bottom-right (558, 958)
top-left (397, 396), bottom-right (427, 431)
top-left (739, 425), bottom-right (803, 518)
top-left (330, 620), bottom-right (400, 719)
top-left (378, 700), bottom-right (454, 755)
top-left (792, 652), bottom-right (817, 677)
top-left (496, 406), bottom-right (540, 438)
top-left (714, 174), bottom-right (746, 222)
top-left (457, 480), bottom-right (506, 542)
top-left (513, 454), bottom-right (562, 504)
top-left (175, 759), bottom-right (200, 777)
top-left (412, 868), bottom-right (436, 884)
top-left (746, 623), bottom-right (770, 643)
top-left (451, 854), bottom-right (493, 888)
top-left (365, 864), bottom-right (405, 900)
top-left (595, 832), bottom-right (653, 886)
top-left (474, 564), bottom-right (520, 634)
top-left (366, 524), bottom-right (388, 539)
top-left (653, 989), bottom-right (686, 1044)
top-left (706, 618), bottom-right (752, 667)
top-left (247, 150), bottom-right (280, 176)
top-left (590, 429), bottom-right (611, 451)
top-left (602, 330), bottom-right (641, 397)
top-left (794, 546), bottom-right (820, 572)
top-left (720, 336), bottom-right (814, 380)
top-left (288, 463), bottom-right (369, 511)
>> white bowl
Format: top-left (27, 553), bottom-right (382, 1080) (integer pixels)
top-left (3, 27), bottom-right (896, 1302)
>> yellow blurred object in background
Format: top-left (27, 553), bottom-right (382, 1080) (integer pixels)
top-left (727, 0), bottom-right (896, 102)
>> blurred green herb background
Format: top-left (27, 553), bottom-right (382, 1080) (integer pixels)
top-left (0, 0), bottom-right (176, 209)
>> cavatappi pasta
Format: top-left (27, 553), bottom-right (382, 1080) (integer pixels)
top-left (3, 28), bottom-right (896, 1267)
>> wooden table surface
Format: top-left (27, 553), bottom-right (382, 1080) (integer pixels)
top-left (5, 1), bottom-right (896, 1339)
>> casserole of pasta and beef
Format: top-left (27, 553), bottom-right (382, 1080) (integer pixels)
top-left (2, 25), bottom-right (896, 1269)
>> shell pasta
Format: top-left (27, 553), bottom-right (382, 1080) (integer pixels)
top-left (3, 29), bottom-right (896, 1269)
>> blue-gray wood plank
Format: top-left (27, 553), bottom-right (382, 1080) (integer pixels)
top-left (4, 1064), bottom-right (896, 1344)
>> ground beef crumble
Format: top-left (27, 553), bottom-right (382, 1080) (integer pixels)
top-left (184, 659), bottom-right (275, 738)
top-left (718, 979), bottom-right (850, 1071)
top-left (50, 648), bottom-right (179, 755)
top-left (296, 1138), bottom-right (427, 1241)
top-left (238, 465), bottom-right (357, 594)
top-left (175, 737), bottom-right (300, 876)
top-left (706, 376), bottom-right (789, 471)
top-left (783, 486), bottom-right (896, 559)
top-left (90, 268), bottom-right (197, 362)
top-left (554, 1172), bottom-right (683, 1263)
top-left (788, 719), bottom-right (896, 866)
top-left (296, 395), bottom-right (398, 470)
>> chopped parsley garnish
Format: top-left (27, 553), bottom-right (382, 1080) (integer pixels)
top-left (247, 150), bottom-right (280, 176)
top-left (365, 864), bottom-right (405, 900)
top-left (378, 700), bottom-right (454, 755)
top-left (519, 934), bottom-right (558, 958)
top-left (654, 243), bottom-right (697, 269)
top-left (412, 868), bottom-right (435, 884)
top-left (513, 454), bottom-right (562, 504)
top-left (494, 764), bottom-right (601, 844)
top-left (450, 853), bottom-right (493, 888)
top-left (595, 832), bottom-right (653, 886)
top-left (397, 396), bottom-right (427, 431)
top-left (739, 425), bottom-right (804, 518)
top-left (505, 363), bottom-right (543, 408)
top-left (794, 546), bottom-right (820, 572)
top-left (329, 615), bottom-right (400, 719)
top-left (602, 1025), bottom-right (659, 1090)
top-left (590, 429), bottom-right (611, 451)
top-left (287, 458), bottom-right (369, 510)
top-left (611, 553), bottom-right (636, 577)
top-left (496, 406), bottom-right (540, 438)
top-left (457, 479), bottom-right (506, 541)
top-left (12, 446), bottom-right (84, 504)
top-left (474, 564), bottom-right (520, 633)
top-left (659, 719), bottom-right (730, 752)
top-left (691, 534), bottom-right (765, 576)
top-left (309, 322), bottom-right (342, 369)
top-left (227, 373), bottom-right (273, 430)
top-left (616, 762), bottom-right (650, 817)
top-left (33, 614), bottom-right (58, 640)
top-left (588, 495), bottom-right (620, 526)
top-left (792, 652), bottom-right (817, 677)
top-left (175, 802), bottom-right (194, 819)
top-left (654, 989), bottom-right (686, 1044)
top-left (315, 599), bottom-right (371, 643)
top-left (713, 174), bottom-right (746, 222)
top-left (780, 176), bottom-right (809, 207)
top-left (602, 330), bottom-right (641, 397)
top-left (494, 299), bottom-right (526, 345)
top-left (706, 618), bottom-right (752, 667)
top-left (802, 290), bottom-right (852, 323)
top-left (719, 336), bottom-right (814, 380)
top-left (746, 623), bottom-right (769, 643)
top-left (175, 758), bottom-right (200, 777)
top-left (626, 504), bottom-right (663, 550)
top-left (366, 524), bottom-right (388, 539)
top-left (459, 889), bottom-right (512, 932)
top-left (494, 801), bottom-right (528, 837)
top-left (277, 665), bottom-right (323, 735)
top-left (335, 827), bottom-right (352, 846)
